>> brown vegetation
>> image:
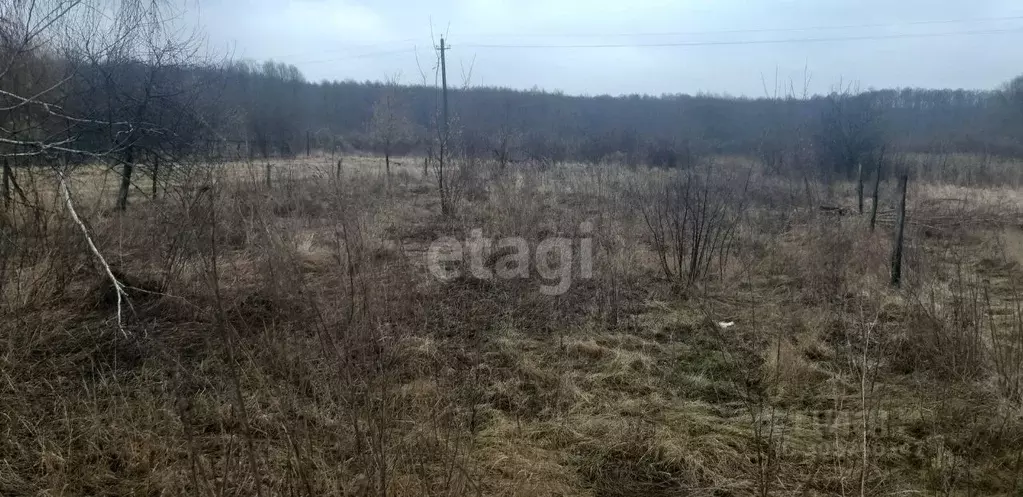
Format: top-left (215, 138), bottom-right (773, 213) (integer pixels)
top-left (3, 153), bottom-right (1023, 496)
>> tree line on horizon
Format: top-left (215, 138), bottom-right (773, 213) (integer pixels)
top-left (4, 0), bottom-right (1023, 214)
top-left (212, 60), bottom-right (1023, 169)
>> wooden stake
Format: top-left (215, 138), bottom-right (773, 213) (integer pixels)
top-left (856, 162), bottom-right (864, 215)
top-left (152, 154), bottom-right (159, 199)
top-left (2, 157), bottom-right (10, 208)
top-left (869, 158), bottom-right (882, 232)
top-left (890, 174), bottom-right (908, 287)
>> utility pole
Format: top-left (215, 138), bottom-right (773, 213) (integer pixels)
top-left (440, 37), bottom-right (449, 140)
top-left (438, 36), bottom-right (450, 215)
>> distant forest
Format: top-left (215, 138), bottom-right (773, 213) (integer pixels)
top-left (6, 45), bottom-right (1023, 180)
top-left (199, 61), bottom-right (1023, 170)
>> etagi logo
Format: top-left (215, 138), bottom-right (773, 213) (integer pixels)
top-left (426, 222), bottom-right (594, 296)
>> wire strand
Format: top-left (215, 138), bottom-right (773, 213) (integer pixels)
top-left (459, 27), bottom-right (1023, 49)
top-left (455, 14), bottom-right (1023, 39)
top-left (291, 48), bottom-right (419, 65)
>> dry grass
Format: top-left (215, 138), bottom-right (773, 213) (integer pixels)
top-left (3, 154), bottom-right (1023, 496)
top-left (903, 152), bottom-right (1023, 188)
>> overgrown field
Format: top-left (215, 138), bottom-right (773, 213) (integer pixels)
top-left (2, 155), bottom-right (1023, 496)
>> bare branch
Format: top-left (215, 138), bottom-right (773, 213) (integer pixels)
top-left (56, 166), bottom-right (133, 337)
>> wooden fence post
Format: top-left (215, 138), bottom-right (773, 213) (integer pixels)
top-left (890, 174), bottom-right (908, 287)
top-left (869, 159), bottom-right (882, 232)
top-left (151, 154), bottom-right (159, 199)
top-left (857, 162), bottom-right (864, 215)
top-left (2, 157), bottom-right (11, 208)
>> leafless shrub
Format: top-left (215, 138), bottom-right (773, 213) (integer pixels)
top-left (636, 166), bottom-right (749, 286)
top-left (988, 287), bottom-right (1023, 404)
top-left (897, 263), bottom-right (988, 382)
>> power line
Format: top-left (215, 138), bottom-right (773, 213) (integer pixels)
top-left (459, 27), bottom-right (1023, 49)
top-left (455, 14), bottom-right (1023, 39)
top-left (276, 26), bottom-right (1023, 71)
top-left (268, 18), bottom-right (1023, 68)
top-left (291, 48), bottom-right (420, 66)
top-left (263, 38), bottom-right (427, 61)
top-left (255, 15), bottom-right (1023, 65)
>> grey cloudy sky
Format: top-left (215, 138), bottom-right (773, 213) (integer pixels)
top-left (187, 0), bottom-right (1023, 96)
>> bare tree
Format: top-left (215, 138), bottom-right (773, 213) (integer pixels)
top-left (368, 75), bottom-right (412, 182)
top-left (0, 0), bottom-right (220, 324)
top-left (491, 127), bottom-right (520, 170)
top-left (99, 39), bottom-right (208, 210)
top-left (815, 85), bottom-right (884, 191)
top-left (490, 98), bottom-right (521, 170)
top-left (1, 1), bottom-right (213, 210)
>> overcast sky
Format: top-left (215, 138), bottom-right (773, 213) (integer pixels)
top-left (185, 0), bottom-right (1023, 96)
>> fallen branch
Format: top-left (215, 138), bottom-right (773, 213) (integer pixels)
top-left (55, 167), bottom-right (132, 337)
